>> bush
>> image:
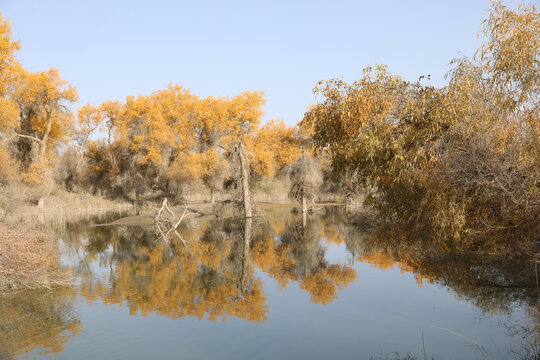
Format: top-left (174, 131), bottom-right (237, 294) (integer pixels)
top-left (302, 3), bottom-right (540, 254)
top-left (287, 154), bottom-right (322, 207)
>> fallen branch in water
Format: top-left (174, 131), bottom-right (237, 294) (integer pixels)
top-left (153, 198), bottom-right (205, 248)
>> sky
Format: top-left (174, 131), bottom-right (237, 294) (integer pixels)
top-left (0, 0), bottom-right (513, 126)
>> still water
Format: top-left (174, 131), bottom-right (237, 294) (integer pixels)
top-left (0, 207), bottom-right (538, 359)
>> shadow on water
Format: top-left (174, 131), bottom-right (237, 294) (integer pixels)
top-left (0, 207), bottom-right (538, 359)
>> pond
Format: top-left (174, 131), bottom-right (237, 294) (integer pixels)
top-left (0, 207), bottom-right (538, 359)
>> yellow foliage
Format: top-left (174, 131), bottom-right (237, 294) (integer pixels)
top-left (118, 94), bottom-right (172, 165)
top-left (19, 161), bottom-right (50, 184)
top-left (76, 104), bottom-right (103, 137)
top-left (6, 67), bottom-right (78, 174)
top-left (250, 119), bottom-right (302, 177)
top-left (303, 3), bottom-right (540, 250)
top-left (0, 12), bottom-right (20, 123)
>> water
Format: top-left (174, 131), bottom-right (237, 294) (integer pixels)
top-left (1, 207), bottom-right (538, 359)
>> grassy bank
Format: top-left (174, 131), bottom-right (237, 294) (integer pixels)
top-left (0, 184), bottom-right (134, 224)
top-left (0, 186), bottom-right (134, 295)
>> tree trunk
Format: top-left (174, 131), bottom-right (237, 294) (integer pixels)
top-left (210, 188), bottom-right (215, 206)
top-left (134, 172), bottom-right (144, 213)
top-left (135, 188), bottom-right (140, 215)
top-left (239, 217), bottom-right (252, 292)
top-left (38, 113), bottom-right (52, 163)
top-left (301, 192), bottom-right (307, 213)
top-left (300, 149), bottom-right (309, 214)
top-left (76, 135), bottom-right (89, 174)
top-left (237, 142), bottom-right (252, 218)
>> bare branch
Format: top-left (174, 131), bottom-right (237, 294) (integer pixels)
top-left (10, 133), bottom-right (42, 144)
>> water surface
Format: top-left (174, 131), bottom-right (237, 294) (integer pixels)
top-left (1, 207), bottom-right (538, 359)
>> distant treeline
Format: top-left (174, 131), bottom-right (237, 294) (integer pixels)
top-left (0, 10), bottom-right (329, 207)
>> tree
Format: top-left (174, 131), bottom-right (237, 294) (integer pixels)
top-left (288, 152), bottom-right (322, 214)
top-left (0, 13), bottom-right (22, 182)
top-left (75, 104), bottom-right (103, 173)
top-left (99, 100), bottom-right (123, 146)
top-left (187, 95), bottom-right (228, 204)
top-left (0, 12), bottom-right (20, 127)
top-left (236, 142), bottom-right (253, 217)
top-left (191, 91), bottom-right (265, 207)
top-left (108, 94), bottom-right (173, 202)
top-left (222, 91), bottom-right (266, 147)
top-left (0, 13), bottom-right (21, 129)
top-left (223, 91), bottom-right (266, 216)
top-left (478, 1), bottom-right (540, 116)
top-left (153, 84), bottom-right (197, 195)
top-left (302, 2), bottom-right (540, 252)
top-left (11, 68), bottom-right (78, 183)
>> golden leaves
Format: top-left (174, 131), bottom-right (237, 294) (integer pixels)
top-left (478, 1), bottom-right (539, 111)
top-left (303, 2), bottom-right (540, 248)
top-left (250, 119), bottom-right (302, 177)
top-left (0, 11), bottom-right (20, 98)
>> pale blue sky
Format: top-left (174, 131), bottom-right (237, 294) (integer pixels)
top-left (1, 0), bottom-right (510, 126)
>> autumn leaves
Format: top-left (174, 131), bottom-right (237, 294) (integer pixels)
top-left (303, 1), bottom-right (540, 253)
top-left (75, 88), bottom-right (306, 203)
top-left (0, 8), bottom-right (305, 202)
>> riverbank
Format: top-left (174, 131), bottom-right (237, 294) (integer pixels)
top-left (0, 189), bottom-right (135, 296)
top-left (12, 188), bottom-right (346, 223)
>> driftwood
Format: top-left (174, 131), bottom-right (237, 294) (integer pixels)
top-left (153, 198), bottom-right (208, 249)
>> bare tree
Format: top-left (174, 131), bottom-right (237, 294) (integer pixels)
top-left (288, 152), bottom-right (322, 213)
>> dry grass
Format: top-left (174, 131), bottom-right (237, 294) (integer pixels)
top-left (0, 224), bottom-right (71, 294)
top-left (252, 177), bottom-right (291, 202)
top-left (0, 182), bottom-right (134, 225)
top-left (41, 188), bottom-right (132, 211)
top-left (0, 183), bottom-right (27, 221)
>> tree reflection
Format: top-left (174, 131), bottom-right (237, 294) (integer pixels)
top-left (64, 208), bottom-right (538, 319)
top-left (2, 207), bottom-right (538, 359)
top-left (0, 288), bottom-right (80, 359)
top-left (73, 208), bottom-right (359, 321)
top-left (357, 227), bottom-right (539, 314)
top-left (78, 217), bottom-right (268, 322)
top-left (252, 212), bottom-right (357, 304)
